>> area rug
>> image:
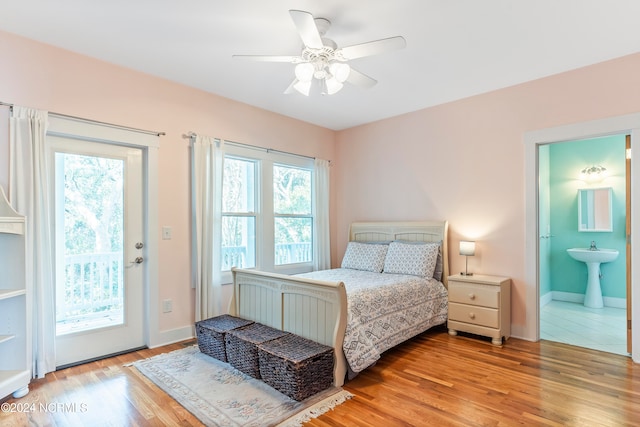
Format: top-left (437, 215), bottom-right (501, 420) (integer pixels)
top-left (129, 345), bottom-right (353, 427)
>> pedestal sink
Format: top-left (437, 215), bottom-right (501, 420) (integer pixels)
top-left (566, 248), bottom-right (619, 308)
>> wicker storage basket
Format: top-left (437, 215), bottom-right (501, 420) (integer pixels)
top-left (258, 334), bottom-right (334, 401)
top-left (195, 315), bottom-right (254, 362)
top-left (225, 323), bottom-right (290, 378)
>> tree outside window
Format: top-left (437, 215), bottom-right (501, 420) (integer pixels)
top-left (273, 165), bottom-right (312, 265)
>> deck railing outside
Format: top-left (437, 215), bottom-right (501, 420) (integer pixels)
top-left (57, 252), bottom-right (124, 324)
top-left (58, 243), bottom-right (312, 326)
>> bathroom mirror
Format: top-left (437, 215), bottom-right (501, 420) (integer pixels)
top-left (578, 187), bottom-right (612, 232)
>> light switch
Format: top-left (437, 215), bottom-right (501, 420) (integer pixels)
top-left (162, 226), bottom-right (172, 240)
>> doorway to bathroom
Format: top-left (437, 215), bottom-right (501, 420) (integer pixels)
top-left (538, 134), bottom-right (629, 356)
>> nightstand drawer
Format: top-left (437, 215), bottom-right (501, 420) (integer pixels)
top-left (448, 282), bottom-right (499, 308)
top-left (448, 302), bottom-right (499, 328)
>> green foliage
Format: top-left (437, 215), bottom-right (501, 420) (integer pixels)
top-left (222, 157), bottom-right (256, 247)
top-left (273, 165), bottom-right (312, 245)
top-left (62, 153), bottom-right (124, 255)
top-left (221, 157), bottom-right (313, 266)
top-left (273, 165), bottom-right (311, 215)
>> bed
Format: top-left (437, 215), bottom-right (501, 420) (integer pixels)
top-left (229, 221), bottom-right (449, 387)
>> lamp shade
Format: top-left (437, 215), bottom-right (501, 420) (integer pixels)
top-left (323, 77), bottom-right (343, 95)
top-left (329, 62), bottom-right (351, 83)
top-left (459, 241), bottom-right (476, 256)
top-left (293, 79), bottom-right (312, 96)
top-left (294, 63), bottom-right (315, 82)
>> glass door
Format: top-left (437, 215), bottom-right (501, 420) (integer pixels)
top-left (50, 136), bottom-right (145, 367)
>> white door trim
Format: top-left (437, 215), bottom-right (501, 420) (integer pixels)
top-left (47, 116), bottom-right (161, 349)
top-left (524, 112), bottom-right (640, 363)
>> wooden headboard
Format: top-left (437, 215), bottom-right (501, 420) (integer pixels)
top-left (348, 221), bottom-right (449, 286)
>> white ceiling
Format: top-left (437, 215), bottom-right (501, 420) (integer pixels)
top-left (2, 0), bottom-right (640, 130)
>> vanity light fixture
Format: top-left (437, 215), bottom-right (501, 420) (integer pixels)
top-left (580, 165), bottom-right (607, 183)
top-left (459, 240), bottom-right (476, 276)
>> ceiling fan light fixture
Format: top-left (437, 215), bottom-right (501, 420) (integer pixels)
top-left (294, 62), bottom-right (315, 82)
top-left (293, 79), bottom-right (312, 96)
top-left (314, 68), bottom-right (328, 80)
top-left (323, 77), bottom-right (343, 95)
top-left (329, 62), bottom-right (351, 83)
top-left (235, 10), bottom-right (405, 97)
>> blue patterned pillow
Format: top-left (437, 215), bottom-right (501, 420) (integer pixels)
top-left (383, 241), bottom-right (440, 278)
top-left (341, 242), bottom-right (389, 272)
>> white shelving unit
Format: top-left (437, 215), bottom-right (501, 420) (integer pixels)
top-left (0, 186), bottom-right (30, 399)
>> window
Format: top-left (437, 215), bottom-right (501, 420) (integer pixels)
top-left (220, 145), bottom-right (315, 278)
top-left (221, 157), bottom-right (257, 271)
top-left (273, 165), bottom-right (312, 265)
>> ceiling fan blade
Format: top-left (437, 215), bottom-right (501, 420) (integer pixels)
top-left (346, 68), bottom-right (377, 89)
top-left (289, 10), bottom-right (323, 49)
top-left (232, 55), bottom-right (301, 63)
top-left (338, 36), bottom-right (406, 60)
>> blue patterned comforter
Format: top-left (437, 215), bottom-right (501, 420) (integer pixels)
top-left (296, 268), bottom-right (448, 374)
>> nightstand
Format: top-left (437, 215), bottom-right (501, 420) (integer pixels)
top-left (447, 274), bottom-right (511, 345)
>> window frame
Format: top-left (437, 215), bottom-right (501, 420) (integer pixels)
top-left (220, 144), bottom-right (315, 284)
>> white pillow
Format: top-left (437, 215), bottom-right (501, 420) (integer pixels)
top-left (383, 241), bottom-right (440, 278)
top-left (341, 242), bottom-right (389, 273)
top-left (395, 240), bottom-right (443, 281)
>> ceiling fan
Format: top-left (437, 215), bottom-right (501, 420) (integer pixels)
top-left (232, 10), bottom-right (406, 96)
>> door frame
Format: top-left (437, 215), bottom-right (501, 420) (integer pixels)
top-left (47, 116), bottom-right (161, 348)
top-left (627, 134), bottom-right (632, 354)
top-left (524, 112), bottom-right (640, 363)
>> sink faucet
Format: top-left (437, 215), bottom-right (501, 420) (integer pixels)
top-left (590, 241), bottom-right (598, 251)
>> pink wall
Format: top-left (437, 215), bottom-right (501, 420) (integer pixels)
top-left (335, 52), bottom-right (640, 338)
top-left (3, 27), bottom-right (640, 343)
top-left (0, 30), bottom-right (336, 340)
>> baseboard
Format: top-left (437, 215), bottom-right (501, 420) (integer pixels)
top-left (603, 296), bottom-right (627, 309)
top-left (550, 291), bottom-right (626, 309)
top-left (551, 291), bottom-right (584, 304)
top-left (509, 325), bottom-right (533, 341)
top-left (540, 292), bottom-right (553, 307)
top-left (148, 325), bottom-right (195, 349)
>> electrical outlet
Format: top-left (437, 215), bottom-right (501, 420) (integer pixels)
top-left (162, 299), bottom-right (172, 313)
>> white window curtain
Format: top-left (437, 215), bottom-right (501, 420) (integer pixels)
top-left (9, 106), bottom-right (56, 378)
top-left (314, 158), bottom-right (331, 270)
top-left (191, 135), bottom-right (224, 321)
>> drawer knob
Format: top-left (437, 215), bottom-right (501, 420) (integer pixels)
top-left (469, 312), bottom-right (476, 319)
top-left (468, 293), bottom-right (476, 300)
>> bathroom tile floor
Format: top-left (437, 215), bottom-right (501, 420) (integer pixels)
top-left (540, 300), bottom-right (628, 356)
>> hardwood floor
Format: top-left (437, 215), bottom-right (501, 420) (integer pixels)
top-left (2, 328), bottom-right (639, 426)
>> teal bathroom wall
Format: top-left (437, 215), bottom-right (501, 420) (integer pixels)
top-left (549, 135), bottom-right (626, 299)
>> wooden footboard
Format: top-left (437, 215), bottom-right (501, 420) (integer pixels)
top-left (228, 220), bottom-right (449, 387)
top-left (229, 268), bottom-right (349, 387)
